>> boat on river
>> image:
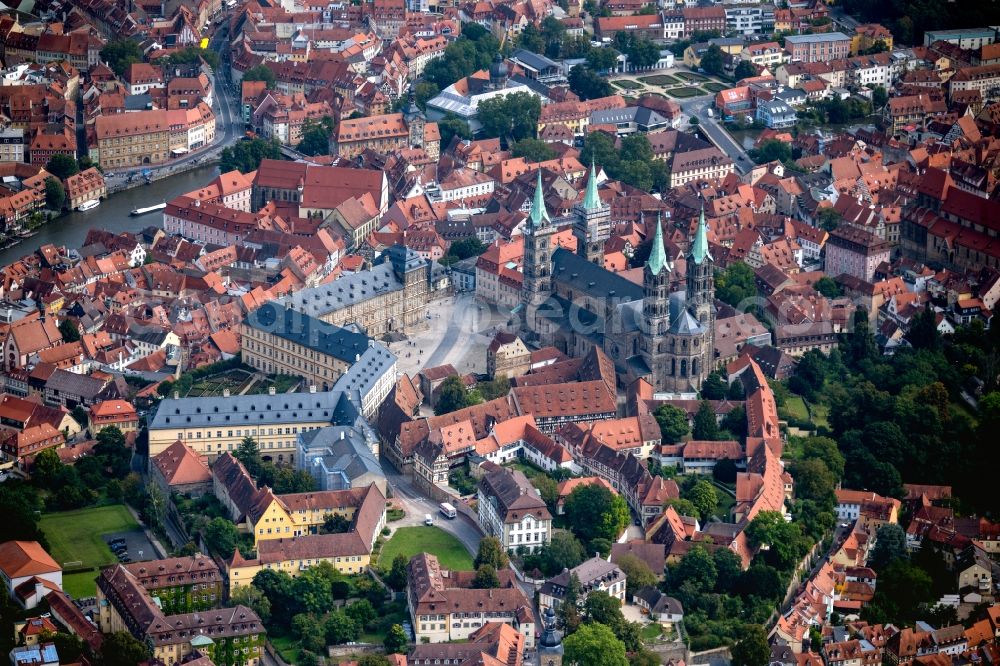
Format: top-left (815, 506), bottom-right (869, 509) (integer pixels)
top-left (78, 199), bottom-right (100, 212)
top-left (130, 203), bottom-right (167, 216)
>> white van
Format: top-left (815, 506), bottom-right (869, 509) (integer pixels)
top-left (440, 502), bottom-right (457, 519)
top-left (424, 514), bottom-right (434, 526)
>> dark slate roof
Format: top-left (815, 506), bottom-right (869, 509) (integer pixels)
top-left (246, 302), bottom-right (372, 363)
top-left (552, 247), bottom-right (643, 301)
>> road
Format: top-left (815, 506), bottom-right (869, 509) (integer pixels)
top-left (675, 95), bottom-right (754, 172)
top-left (381, 461), bottom-right (485, 557)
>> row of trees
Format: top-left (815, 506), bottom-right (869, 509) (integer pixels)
top-left (219, 138), bottom-right (282, 174)
top-left (32, 426), bottom-right (134, 510)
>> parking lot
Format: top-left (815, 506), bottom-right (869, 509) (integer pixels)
top-left (105, 529), bottom-right (158, 564)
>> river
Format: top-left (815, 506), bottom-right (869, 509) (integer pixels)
top-left (0, 164), bottom-right (221, 267)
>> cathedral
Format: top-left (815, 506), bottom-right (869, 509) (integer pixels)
top-left (517, 166), bottom-right (715, 395)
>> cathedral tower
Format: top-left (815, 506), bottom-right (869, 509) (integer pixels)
top-left (641, 215), bottom-right (672, 390)
top-left (539, 607), bottom-right (564, 666)
top-left (687, 205), bottom-right (715, 329)
top-left (520, 170), bottom-right (555, 342)
top-left (573, 162), bottom-right (611, 264)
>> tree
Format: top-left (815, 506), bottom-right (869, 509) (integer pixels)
top-left (559, 573), bottom-right (583, 633)
top-left (101, 631), bottom-right (151, 666)
top-left (671, 545), bottom-right (717, 590)
top-left (654, 404), bottom-right (689, 443)
top-left (46, 154), bottom-right (79, 180)
top-left (715, 262), bottom-right (757, 309)
top-left (386, 553), bottom-right (409, 590)
top-left (297, 117), bottom-right (333, 156)
top-left (751, 139), bottom-right (792, 165)
top-left (273, 467), bottom-right (315, 493)
top-left (907, 303), bottom-right (942, 351)
top-left (532, 474), bottom-right (560, 513)
top-left (321, 513), bottom-right (352, 534)
top-left (219, 138), bottom-right (281, 173)
top-left (234, 435), bottom-right (264, 479)
top-left (813, 276), bottom-right (842, 298)
top-left (712, 548), bottom-right (743, 592)
top-left (231, 584), bottom-right (272, 623)
top-left (615, 554), bottom-right (658, 597)
top-left (517, 22), bottom-right (546, 52)
top-left (692, 401), bottom-right (720, 440)
top-left (746, 511), bottom-right (805, 570)
top-left (564, 622), bottom-right (628, 666)
top-left (166, 46), bottom-right (219, 70)
top-left (45, 178), bottom-right (65, 211)
top-left (564, 484), bottom-right (630, 546)
top-left (100, 39), bottom-right (143, 76)
top-left (664, 497), bottom-right (698, 518)
top-left (32, 448), bottom-right (63, 489)
top-left (324, 609), bottom-right (359, 646)
top-left (0, 484), bottom-right (47, 546)
top-left (816, 207), bottom-right (842, 232)
top-left (59, 318), bottom-right (81, 343)
top-left (699, 45), bottom-right (725, 76)
top-left (435, 375), bottom-right (481, 415)
top-left (439, 115), bottom-right (472, 147)
top-left (476, 92), bottom-right (542, 141)
top-left (511, 138), bottom-right (556, 162)
top-left (475, 535), bottom-right (509, 569)
top-left (203, 517), bottom-right (239, 557)
top-left (359, 656), bottom-right (394, 666)
top-left (385, 624), bottom-right (409, 654)
top-left (47, 633), bottom-right (83, 663)
top-left (569, 64), bottom-right (614, 100)
top-left (732, 626), bottom-right (770, 666)
top-left (734, 59), bottom-right (758, 80)
top-left (790, 458), bottom-right (836, 504)
top-left (684, 480), bottom-right (719, 521)
top-left (346, 599), bottom-right (378, 630)
top-left (243, 64), bottom-right (277, 88)
top-left (871, 85), bottom-right (888, 109)
top-left (473, 564), bottom-right (500, 588)
top-left (544, 530), bottom-right (586, 573)
top-left (584, 591), bottom-right (626, 628)
top-left (586, 47), bottom-right (620, 72)
top-left (701, 371), bottom-right (727, 400)
top-left (869, 524), bottom-right (908, 571)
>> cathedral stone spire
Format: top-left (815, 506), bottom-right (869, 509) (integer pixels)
top-left (647, 213), bottom-right (667, 277)
top-left (583, 160), bottom-right (601, 210)
top-left (691, 204), bottom-right (712, 265)
top-left (530, 169), bottom-right (551, 227)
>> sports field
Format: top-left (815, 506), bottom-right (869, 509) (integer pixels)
top-left (39, 505), bottom-right (141, 597)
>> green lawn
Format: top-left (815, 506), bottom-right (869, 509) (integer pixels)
top-left (269, 634), bottom-right (302, 664)
top-left (702, 82), bottom-right (727, 92)
top-left (666, 87), bottom-right (704, 98)
top-left (612, 79), bottom-right (643, 90)
top-left (63, 571), bottom-right (99, 599)
top-left (641, 623), bottom-right (664, 640)
top-left (39, 504), bottom-right (140, 599)
top-left (638, 74), bottom-right (680, 86)
top-left (379, 526), bottom-right (473, 571)
top-left (676, 72), bottom-right (708, 81)
top-left (782, 395), bottom-right (810, 421)
top-left (39, 505), bottom-right (139, 569)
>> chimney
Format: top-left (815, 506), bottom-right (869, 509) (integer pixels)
top-left (309, 385), bottom-right (317, 393)
top-left (174, 391), bottom-right (180, 400)
top-left (340, 430), bottom-right (345, 440)
top-left (223, 388), bottom-right (230, 397)
top-left (268, 386), bottom-right (276, 395)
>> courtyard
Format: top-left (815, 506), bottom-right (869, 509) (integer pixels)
top-left (378, 526), bottom-right (474, 571)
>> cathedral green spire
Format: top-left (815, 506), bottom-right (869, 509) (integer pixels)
top-left (691, 204), bottom-right (712, 265)
top-left (583, 161), bottom-right (600, 211)
top-left (530, 169), bottom-right (550, 227)
top-left (647, 213), bottom-right (667, 276)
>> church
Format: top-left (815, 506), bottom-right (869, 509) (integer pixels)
top-left (516, 166), bottom-right (715, 395)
